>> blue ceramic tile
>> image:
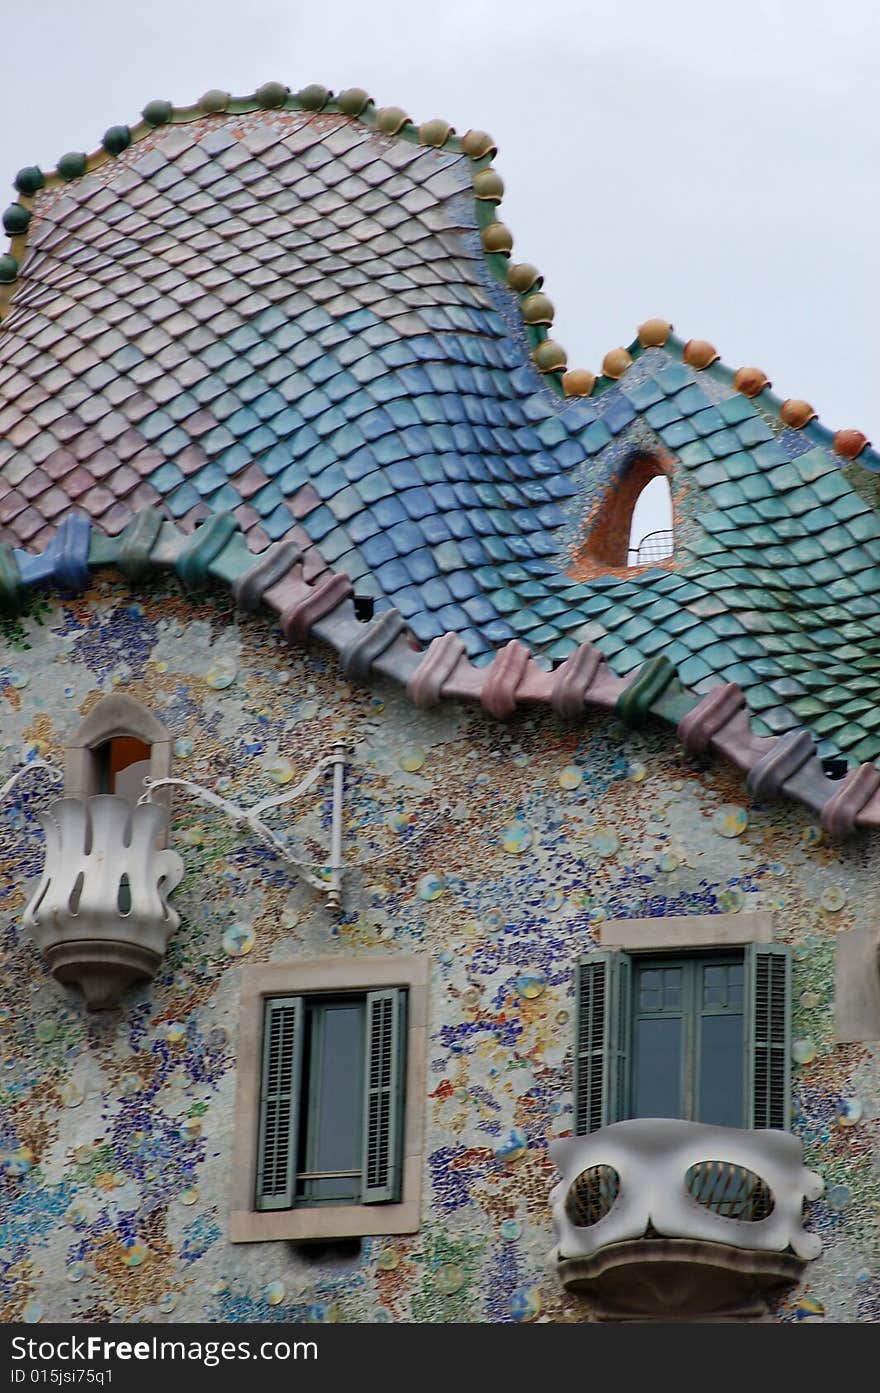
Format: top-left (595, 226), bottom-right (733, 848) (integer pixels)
top-left (373, 495), bottom-right (412, 526)
top-left (581, 421), bottom-right (613, 454)
top-left (556, 439), bottom-right (587, 469)
top-left (165, 481), bottom-right (202, 517)
top-left (242, 424), bottom-right (278, 455)
top-left (602, 394), bottom-right (636, 435)
top-left (401, 487), bottom-right (436, 521)
top-left (463, 593), bottom-right (500, 624)
top-left (482, 618), bottom-right (518, 645)
top-left (318, 527), bottom-right (355, 565)
top-left (421, 577), bottom-right (454, 609)
top-left (674, 384), bottom-right (711, 417)
top-left (372, 433), bottom-right (421, 466)
top-left (447, 569), bottom-right (479, 600)
top-left (482, 536), bottom-right (513, 562)
top-left (407, 609), bottom-right (446, 643)
top-left (387, 519), bottom-right (426, 554)
top-left (735, 416), bottom-right (775, 448)
top-left (560, 400), bottom-right (599, 432)
top-left (416, 514), bottom-right (450, 547)
top-left (452, 481), bottom-right (479, 509)
top-left (378, 584), bottom-right (417, 620)
top-left (374, 557), bottom-right (411, 592)
top-left (543, 474), bottom-right (578, 500)
top-left (149, 462), bottom-right (185, 492)
top-left (659, 419), bottom-right (699, 449)
top-left (653, 363), bottom-right (691, 394)
top-left (361, 531), bottom-right (398, 567)
top-left (460, 537), bottom-right (489, 566)
top-left (386, 398), bottom-right (421, 429)
top-left (404, 548), bottom-right (440, 582)
top-left (353, 470), bottom-right (394, 504)
top-left (446, 511), bottom-right (476, 541)
top-left (623, 379), bottom-right (665, 411)
top-left (360, 407), bottom-right (396, 442)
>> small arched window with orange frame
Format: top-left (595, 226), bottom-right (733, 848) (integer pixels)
top-left (579, 455), bottom-right (674, 571)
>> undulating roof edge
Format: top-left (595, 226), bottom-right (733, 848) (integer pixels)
top-left (2, 505), bottom-right (879, 838)
top-left (0, 81), bottom-right (877, 474)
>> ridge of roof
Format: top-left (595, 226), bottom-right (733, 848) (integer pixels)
top-left (0, 81), bottom-right (876, 473)
top-left (3, 503), bottom-right (877, 839)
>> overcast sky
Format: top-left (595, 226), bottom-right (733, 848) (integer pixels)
top-left (2, 0), bottom-right (878, 453)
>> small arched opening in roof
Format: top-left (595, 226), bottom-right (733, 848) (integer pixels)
top-left (583, 455), bottom-right (674, 569)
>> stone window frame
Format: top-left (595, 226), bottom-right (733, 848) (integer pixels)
top-left (230, 954), bottom-right (428, 1243)
top-left (835, 929), bottom-right (880, 1043)
top-left (64, 692), bottom-right (172, 803)
top-left (598, 909), bottom-right (774, 953)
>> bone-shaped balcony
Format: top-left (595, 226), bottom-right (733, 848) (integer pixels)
top-left (23, 796), bottom-right (184, 1010)
top-left (550, 1119), bottom-right (823, 1321)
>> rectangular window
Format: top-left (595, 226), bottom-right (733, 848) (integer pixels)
top-left (631, 955), bottom-right (745, 1126)
top-left (575, 943), bottom-right (790, 1134)
top-left (300, 996), bottom-right (365, 1203)
top-left (256, 987), bottom-right (407, 1212)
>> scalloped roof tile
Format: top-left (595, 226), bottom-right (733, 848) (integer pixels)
top-left (2, 89), bottom-right (880, 771)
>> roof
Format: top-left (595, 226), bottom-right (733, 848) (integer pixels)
top-left (2, 82), bottom-right (880, 823)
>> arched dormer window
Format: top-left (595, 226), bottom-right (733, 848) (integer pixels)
top-left (583, 456), bottom-right (674, 569)
top-left (64, 694), bottom-right (171, 805)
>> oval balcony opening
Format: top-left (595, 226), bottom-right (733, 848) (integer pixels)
top-left (565, 1165), bottom-right (620, 1227)
top-left (685, 1160), bottom-right (774, 1222)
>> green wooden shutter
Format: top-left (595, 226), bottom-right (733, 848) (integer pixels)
top-left (361, 988), bottom-right (406, 1204)
top-left (256, 996), bottom-right (304, 1211)
top-left (746, 944), bottom-right (791, 1130)
top-left (575, 952), bottom-right (631, 1134)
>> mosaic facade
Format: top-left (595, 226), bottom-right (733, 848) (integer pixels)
top-left (0, 575), bottom-right (877, 1323)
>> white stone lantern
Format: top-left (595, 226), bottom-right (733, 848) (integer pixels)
top-left (23, 795), bottom-right (183, 1010)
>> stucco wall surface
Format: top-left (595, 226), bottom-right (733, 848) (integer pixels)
top-left (0, 574), bottom-right (877, 1323)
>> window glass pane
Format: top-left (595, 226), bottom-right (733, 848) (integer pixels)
top-left (703, 964), bottom-right (727, 1006)
top-left (699, 1013), bottom-right (744, 1126)
top-left (302, 1000), bottom-right (364, 1201)
top-left (728, 964), bottom-right (744, 1007)
top-left (639, 969), bottom-right (662, 1011)
top-left (634, 1017), bottom-right (682, 1118)
top-left (662, 969), bottom-right (682, 1009)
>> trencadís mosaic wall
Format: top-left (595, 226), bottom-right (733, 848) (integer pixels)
top-left (0, 573), bottom-right (877, 1323)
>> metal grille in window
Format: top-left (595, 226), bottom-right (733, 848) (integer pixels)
top-left (628, 528), bottom-right (674, 564)
top-left (564, 1164), bottom-right (620, 1227)
top-left (685, 1160), bottom-right (774, 1221)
